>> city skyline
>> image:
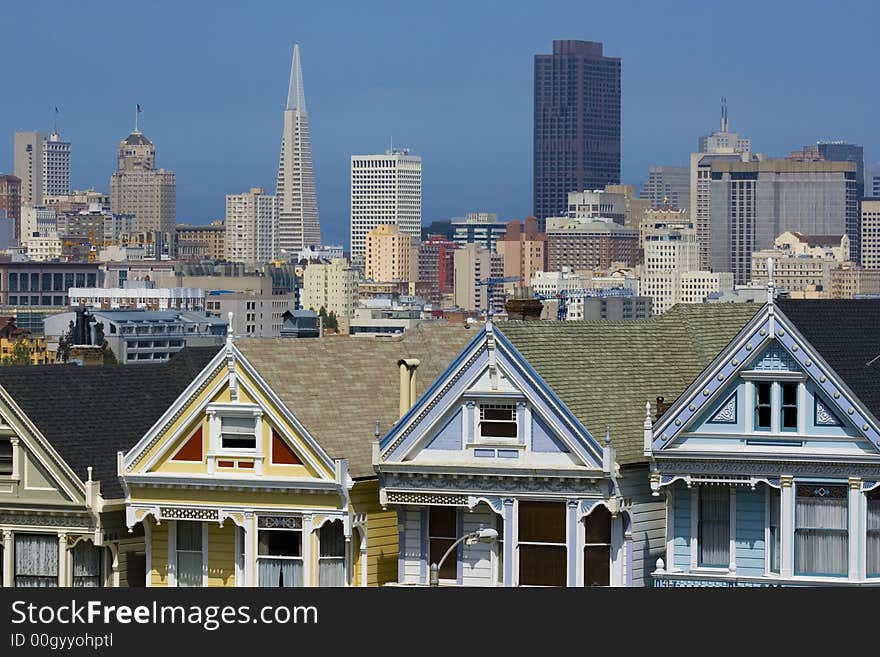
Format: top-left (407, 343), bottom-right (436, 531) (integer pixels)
top-left (0, 0), bottom-right (877, 249)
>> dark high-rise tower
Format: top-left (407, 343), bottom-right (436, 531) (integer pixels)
top-left (533, 40), bottom-right (621, 228)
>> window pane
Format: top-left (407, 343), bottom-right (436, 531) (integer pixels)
top-left (177, 552), bottom-right (203, 587)
top-left (584, 545), bottom-right (610, 587)
top-left (176, 521), bottom-right (202, 551)
top-left (519, 545), bottom-right (566, 586)
top-left (480, 421), bottom-right (518, 438)
top-left (757, 406), bottom-right (771, 429)
top-left (428, 506), bottom-right (457, 539)
top-left (518, 501), bottom-right (565, 543)
top-left (73, 542), bottom-right (102, 587)
top-left (698, 487), bottom-right (729, 567)
top-left (258, 530), bottom-right (301, 557)
top-left (757, 383), bottom-right (771, 404)
top-left (429, 538), bottom-right (457, 580)
top-left (15, 534), bottom-right (59, 587)
top-left (782, 407), bottom-right (798, 429)
top-left (585, 505), bottom-right (611, 544)
top-left (319, 521), bottom-right (344, 558)
top-left (0, 437), bottom-right (12, 475)
top-left (258, 558), bottom-right (302, 587)
top-left (782, 383), bottom-right (797, 405)
top-left (769, 487), bottom-right (781, 573)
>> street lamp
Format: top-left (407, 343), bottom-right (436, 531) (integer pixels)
top-left (429, 526), bottom-right (498, 587)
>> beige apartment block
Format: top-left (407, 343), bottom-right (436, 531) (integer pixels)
top-left (862, 199), bottom-right (880, 269)
top-left (301, 258), bottom-right (359, 333)
top-left (225, 188), bottom-right (278, 265)
top-left (109, 131), bottom-right (176, 234)
top-left (751, 232), bottom-right (849, 299)
top-left (364, 223), bottom-right (417, 283)
top-left (831, 262), bottom-right (880, 298)
top-left (177, 221), bottom-right (226, 260)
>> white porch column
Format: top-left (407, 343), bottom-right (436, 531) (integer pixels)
top-left (849, 478), bottom-right (862, 581)
top-left (243, 512), bottom-right (254, 587)
top-left (780, 476), bottom-right (794, 578)
top-left (2, 529), bottom-right (12, 587)
top-left (302, 514), bottom-right (313, 587)
top-left (57, 533), bottom-right (67, 587)
top-left (502, 498), bottom-right (515, 587)
top-left (610, 513), bottom-right (624, 587)
top-left (566, 499), bottom-right (578, 587)
top-left (665, 487), bottom-right (675, 572)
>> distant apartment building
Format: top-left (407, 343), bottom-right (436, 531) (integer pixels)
top-left (710, 159), bottom-right (859, 283)
top-left (453, 243), bottom-right (504, 315)
top-left (545, 217), bottom-right (638, 272)
top-left (176, 221), bottom-right (226, 261)
top-left (109, 130), bottom-right (176, 235)
top-left (690, 101), bottom-right (758, 269)
top-left (204, 291), bottom-right (297, 337)
top-left (567, 292), bottom-right (653, 321)
top-left (534, 39), bottom-right (620, 227)
top-left (870, 166), bottom-right (880, 198)
top-left (0, 175), bottom-right (21, 238)
top-left (640, 165), bottom-right (690, 212)
top-left (830, 262), bottom-right (880, 299)
top-left (605, 184), bottom-right (650, 230)
top-left (418, 235), bottom-right (456, 303)
top-left (20, 205), bottom-right (57, 240)
top-left (861, 199), bottom-right (880, 269)
top-left (566, 189), bottom-right (626, 224)
top-left (451, 212), bottom-right (507, 252)
top-left (496, 217), bottom-right (546, 289)
top-left (350, 150), bottom-right (421, 267)
top-left (43, 309), bottom-right (226, 364)
top-left (68, 284), bottom-right (206, 311)
top-left (301, 258), bottom-right (358, 333)
top-left (639, 205), bottom-right (689, 250)
top-left (531, 268), bottom-right (591, 298)
top-left (0, 261), bottom-right (102, 306)
top-left (56, 206), bottom-right (137, 244)
top-left (225, 188), bottom-right (278, 265)
top-left (21, 235), bottom-right (62, 262)
top-left (44, 189), bottom-right (110, 214)
top-left (14, 129), bottom-right (70, 207)
top-left (364, 223), bottom-right (417, 283)
top-left (638, 218), bottom-right (731, 313)
top-left (751, 232), bottom-right (849, 299)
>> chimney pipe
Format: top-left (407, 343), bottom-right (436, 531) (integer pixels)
top-left (397, 359), bottom-right (420, 418)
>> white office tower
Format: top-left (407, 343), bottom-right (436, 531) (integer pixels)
top-left (14, 129), bottom-right (71, 206)
top-left (43, 130), bottom-right (71, 197)
top-left (225, 188), bottom-right (278, 265)
top-left (350, 149), bottom-right (422, 268)
top-left (275, 43), bottom-right (321, 253)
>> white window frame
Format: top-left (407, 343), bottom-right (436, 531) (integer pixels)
top-left (255, 517), bottom-right (304, 588)
top-left (742, 374), bottom-right (806, 437)
top-left (205, 403), bottom-right (263, 474)
top-left (474, 401), bottom-right (520, 445)
top-left (689, 486), bottom-right (736, 573)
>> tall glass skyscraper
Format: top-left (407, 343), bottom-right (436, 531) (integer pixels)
top-left (533, 40), bottom-right (621, 229)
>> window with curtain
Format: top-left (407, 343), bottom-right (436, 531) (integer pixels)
top-left (769, 487), bottom-right (781, 573)
top-left (584, 505), bottom-right (611, 587)
top-left (698, 487), bottom-right (729, 567)
top-left (318, 521), bottom-right (345, 587)
top-left (176, 521), bottom-right (203, 587)
top-left (428, 506), bottom-right (458, 581)
top-left (795, 484), bottom-right (847, 576)
top-left (495, 513), bottom-right (504, 586)
top-left (73, 542), bottom-right (102, 587)
top-left (867, 488), bottom-right (880, 577)
top-left (518, 501), bottom-right (566, 586)
top-left (15, 534), bottom-right (58, 587)
top-left (257, 528), bottom-right (302, 587)
top-left (755, 383), bottom-right (772, 430)
top-left (220, 415), bottom-right (257, 450)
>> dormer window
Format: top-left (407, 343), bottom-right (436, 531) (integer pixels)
top-left (781, 383), bottom-right (798, 431)
top-left (479, 404), bottom-right (517, 439)
top-left (221, 415), bottom-right (257, 450)
top-left (755, 383), bottom-right (772, 430)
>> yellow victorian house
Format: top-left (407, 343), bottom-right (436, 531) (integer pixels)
top-left (120, 320), bottom-right (473, 587)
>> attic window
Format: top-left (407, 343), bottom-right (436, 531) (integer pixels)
top-left (0, 437), bottom-right (11, 475)
top-left (479, 404), bottom-right (518, 439)
top-left (220, 416), bottom-right (257, 450)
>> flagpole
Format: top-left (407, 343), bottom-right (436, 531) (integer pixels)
top-left (135, 104), bottom-right (138, 132)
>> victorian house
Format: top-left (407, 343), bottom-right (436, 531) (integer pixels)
top-left (375, 304), bottom-right (760, 586)
top-left (119, 322), bottom-right (472, 587)
top-left (649, 294), bottom-right (880, 586)
top-left (0, 348), bottom-right (217, 587)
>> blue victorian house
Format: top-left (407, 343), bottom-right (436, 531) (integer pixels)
top-left (648, 291), bottom-right (880, 586)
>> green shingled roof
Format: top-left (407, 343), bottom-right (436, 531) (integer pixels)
top-left (498, 303), bottom-right (762, 465)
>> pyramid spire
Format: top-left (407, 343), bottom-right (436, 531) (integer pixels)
top-left (286, 43), bottom-right (307, 112)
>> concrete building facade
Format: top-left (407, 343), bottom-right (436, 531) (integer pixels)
top-left (176, 221), bottom-right (226, 261)
top-left (496, 217), bottom-right (546, 289)
top-left (751, 232), bottom-right (849, 298)
top-left (545, 217), bottom-right (638, 272)
top-left (453, 243), bottom-right (504, 315)
top-left (0, 175), bottom-right (21, 240)
top-left (109, 131), bottom-right (176, 235)
top-left (225, 188), bottom-right (278, 265)
top-left (861, 199), bottom-right (880, 270)
top-left (364, 223), bottom-right (417, 283)
top-left (350, 150), bottom-right (421, 267)
top-left (301, 258), bottom-right (358, 334)
top-left (640, 165), bottom-right (690, 212)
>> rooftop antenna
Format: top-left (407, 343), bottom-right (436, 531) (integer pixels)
top-left (720, 96), bottom-right (728, 133)
top-left (53, 106), bottom-right (59, 136)
top-left (134, 103), bottom-right (142, 133)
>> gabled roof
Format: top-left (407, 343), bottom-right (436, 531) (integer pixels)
top-left (498, 304), bottom-right (761, 465)
top-left (235, 324), bottom-right (476, 478)
top-left (0, 347), bottom-right (221, 499)
top-left (778, 299), bottom-right (880, 418)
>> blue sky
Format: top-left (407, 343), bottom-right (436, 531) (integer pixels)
top-left (1, 0), bottom-right (876, 248)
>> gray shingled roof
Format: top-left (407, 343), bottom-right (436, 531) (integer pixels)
top-left (236, 324), bottom-right (477, 478)
top-left (0, 347), bottom-right (221, 499)
top-left (499, 304), bottom-right (761, 465)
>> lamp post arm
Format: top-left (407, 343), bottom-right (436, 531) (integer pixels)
top-left (437, 532), bottom-right (472, 574)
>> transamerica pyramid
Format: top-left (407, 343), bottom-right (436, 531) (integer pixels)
top-left (276, 43), bottom-right (321, 252)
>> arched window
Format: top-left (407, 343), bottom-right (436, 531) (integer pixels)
top-left (584, 505), bottom-right (611, 587)
top-left (73, 541), bottom-right (103, 587)
top-left (318, 521), bottom-right (345, 587)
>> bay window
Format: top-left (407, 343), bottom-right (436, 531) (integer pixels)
top-left (318, 521), bottom-right (345, 587)
top-left (697, 486), bottom-right (729, 568)
top-left (73, 541), bottom-right (102, 587)
top-left (428, 507), bottom-right (458, 581)
top-left (583, 505), bottom-right (611, 586)
top-left (14, 534), bottom-right (58, 587)
top-left (176, 521), bottom-right (204, 587)
top-left (518, 501), bottom-right (566, 586)
top-left (257, 517), bottom-right (303, 587)
top-left (867, 488), bottom-right (880, 577)
top-left (795, 484), bottom-right (847, 577)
